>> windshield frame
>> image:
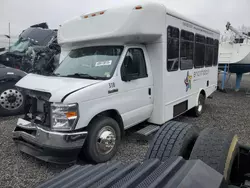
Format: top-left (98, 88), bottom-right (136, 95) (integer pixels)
top-left (54, 45), bottom-right (124, 80)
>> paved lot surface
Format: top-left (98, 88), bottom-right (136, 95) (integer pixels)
top-left (1, 73), bottom-right (250, 188)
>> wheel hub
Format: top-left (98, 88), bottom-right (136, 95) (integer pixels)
top-left (8, 95), bottom-right (16, 103)
top-left (0, 89), bottom-right (24, 110)
top-left (96, 126), bottom-right (116, 155)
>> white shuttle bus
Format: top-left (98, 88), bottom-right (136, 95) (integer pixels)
top-left (13, 1), bottom-right (220, 164)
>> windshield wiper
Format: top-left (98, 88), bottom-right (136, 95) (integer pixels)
top-left (64, 73), bottom-right (104, 80)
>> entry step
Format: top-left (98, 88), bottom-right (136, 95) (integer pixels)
top-left (135, 124), bottom-right (160, 137)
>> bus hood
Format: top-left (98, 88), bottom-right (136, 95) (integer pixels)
top-left (15, 73), bottom-right (102, 102)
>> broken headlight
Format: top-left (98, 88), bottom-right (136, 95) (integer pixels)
top-left (51, 103), bottom-right (78, 131)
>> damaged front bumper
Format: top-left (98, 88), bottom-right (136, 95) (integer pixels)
top-left (12, 118), bottom-right (88, 164)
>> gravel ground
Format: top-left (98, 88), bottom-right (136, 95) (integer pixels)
top-left (1, 74), bottom-right (250, 188)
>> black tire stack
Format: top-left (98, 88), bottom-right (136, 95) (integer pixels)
top-left (146, 121), bottom-right (239, 183)
top-left (145, 121), bottom-right (199, 161)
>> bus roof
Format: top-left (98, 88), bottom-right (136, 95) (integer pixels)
top-left (58, 0), bottom-right (220, 46)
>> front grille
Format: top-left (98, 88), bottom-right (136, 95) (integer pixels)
top-left (23, 90), bottom-right (51, 128)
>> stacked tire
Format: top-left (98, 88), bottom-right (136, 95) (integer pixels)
top-left (146, 121), bottom-right (239, 183)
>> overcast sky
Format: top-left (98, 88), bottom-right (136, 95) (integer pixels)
top-left (1, 0), bottom-right (250, 36)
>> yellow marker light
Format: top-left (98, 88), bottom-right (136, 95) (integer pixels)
top-left (135, 5), bottom-right (142, 10)
top-left (66, 111), bottom-right (77, 118)
top-left (84, 15), bottom-right (88, 18)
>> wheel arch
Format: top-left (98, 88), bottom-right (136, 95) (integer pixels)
top-left (196, 89), bottom-right (206, 106)
top-left (200, 89), bottom-right (206, 98)
top-left (87, 109), bottom-right (124, 137)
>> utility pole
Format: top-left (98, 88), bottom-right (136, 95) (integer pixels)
top-left (8, 22), bottom-right (10, 49)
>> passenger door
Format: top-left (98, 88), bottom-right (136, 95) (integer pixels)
top-left (118, 47), bottom-right (153, 129)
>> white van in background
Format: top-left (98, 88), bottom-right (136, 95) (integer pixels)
top-left (12, 0), bottom-right (220, 164)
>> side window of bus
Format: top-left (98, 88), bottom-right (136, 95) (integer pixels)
top-left (121, 48), bottom-right (148, 81)
top-left (194, 34), bottom-right (205, 68)
top-left (180, 30), bottom-right (194, 70)
top-left (167, 26), bottom-right (179, 71)
top-left (205, 37), bottom-right (214, 67)
top-left (213, 40), bottom-right (219, 66)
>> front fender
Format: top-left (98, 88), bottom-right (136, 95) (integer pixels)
top-left (74, 97), bottom-right (123, 130)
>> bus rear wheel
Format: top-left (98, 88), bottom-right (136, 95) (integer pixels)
top-left (189, 93), bottom-right (205, 117)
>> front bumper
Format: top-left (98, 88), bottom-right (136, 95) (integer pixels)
top-left (12, 118), bottom-right (88, 164)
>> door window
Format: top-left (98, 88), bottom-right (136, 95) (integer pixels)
top-left (121, 48), bottom-right (148, 81)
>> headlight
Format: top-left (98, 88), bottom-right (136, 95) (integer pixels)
top-left (51, 103), bottom-right (79, 131)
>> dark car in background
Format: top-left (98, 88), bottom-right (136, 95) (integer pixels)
top-left (0, 23), bottom-right (60, 116)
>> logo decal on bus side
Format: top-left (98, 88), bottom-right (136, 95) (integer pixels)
top-left (184, 71), bottom-right (192, 92)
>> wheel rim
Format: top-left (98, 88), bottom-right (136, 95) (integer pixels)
top-left (0, 89), bottom-right (24, 110)
top-left (96, 126), bottom-right (116, 155)
top-left (198, 97), bottom-right (204, 113)
top-left (198, 103), bottom-right (203, 112)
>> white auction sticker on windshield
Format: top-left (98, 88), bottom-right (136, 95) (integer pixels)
top-left (95, 60), bottom-right (112, 67)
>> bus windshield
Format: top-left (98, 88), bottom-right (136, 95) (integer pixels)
top-left (54, 46), bottom-right (124, 80)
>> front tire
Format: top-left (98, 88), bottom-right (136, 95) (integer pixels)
top-left (0, 81), bottom-right (25, 116)
top-left (82, 116), bottom-right (121, 163)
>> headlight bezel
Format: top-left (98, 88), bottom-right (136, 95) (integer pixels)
top-left (50, 102), bottom-right (79, 131)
